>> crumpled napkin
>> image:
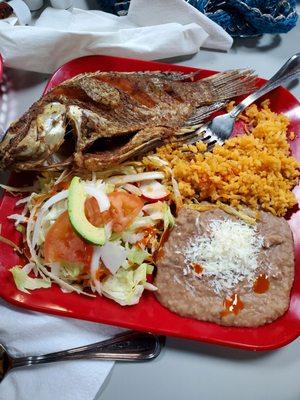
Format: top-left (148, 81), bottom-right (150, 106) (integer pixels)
top-left (0, 0), bottom-right (232, 73)
top-left (0, 15), bottom-right (18, 26)
top-left (0, 299), bottom-right (123, 400)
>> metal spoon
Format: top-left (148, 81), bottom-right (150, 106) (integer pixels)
top-left (0, 331), bottom-right (161, 382)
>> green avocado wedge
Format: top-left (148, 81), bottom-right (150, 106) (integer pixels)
top-left (68, 176), bottom-right (106, 245)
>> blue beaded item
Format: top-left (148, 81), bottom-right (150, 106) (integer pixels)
top-left (99, 0), bottom-right (298, 36)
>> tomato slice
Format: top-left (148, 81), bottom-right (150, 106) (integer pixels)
top-left (85, 191), bottom-right (144, 233)
top-left (85, 197), bottom-right (111, 227)
top-left (44, 191), bottom-right (143, 272)
top-left (109, 191), bottom-right (144, 232)
top-left (44, 211), bottom-right (93, 269)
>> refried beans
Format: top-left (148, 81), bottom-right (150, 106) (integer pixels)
top-left (154, 207), bottom-right (294, 327)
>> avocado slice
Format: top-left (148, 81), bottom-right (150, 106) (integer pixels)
top-left (68, 176), bottom-right (106, 245)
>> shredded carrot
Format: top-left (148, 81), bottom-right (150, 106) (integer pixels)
top-left (53, 181), bottom-right (70, 191)
top-left (95, 265), bottom-right (110, 281)
top-left (31, 193), bottom-right (50, 206)
top-left (32, 181), bottom-right (70, 206)
top-left (136, 228), bottom-right (157, 248)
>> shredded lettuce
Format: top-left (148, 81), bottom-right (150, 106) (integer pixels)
top-left (60, 262), bottom-right (83, 279)
top-left (38, 264), bottom-right (95, 297)
top-left (36, 175), bottom-right (53, 194)
top-left (49, 262), bottom-right (84, 281)
top-left (145, 155), bottom-right (169, 167)
top-left (99, 241), bottom-right (127, 274)
top-left (121, 259), bottom-right (130, 269)
top-left (107, 171), bottom-right (164, 185)
top-left (121, 231), bottom-right (144, 244)
top-left (10, 266), bottom-right (51, 294)
top-left (144, 263), bottom-right (154, 274)
top-left (16, 225), bottom-right (24, 233)
top-left (109, 216), bottom-right (154, 243)
top-left (110, 231), bottom-right (122, 242)
top-left (38, 199), bottom-right (67, 245)
top-left (143, 201), bottom-right (164, 220)
top-left (9, 172), bottom-right (167, 305)
top-left (163, 204), bottom-right (175, 231)
top-left (101, 264), bottom-right (156, 306)
top-left (98, 165), bottom-right (137, 179)
top-left (127, 246), bottom-right (150, 265)
top-left (84, 180), bottom-right (110, 212)
top-left (128, 216), bottom-right (155, 231)
top-left (105, 183), bottom-right (115, 193)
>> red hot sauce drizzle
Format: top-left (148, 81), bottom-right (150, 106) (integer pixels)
top-left (220, 274), bottom-right (269, 318)
top-left (220, 294), bottom-right (244, 317)
top-left (191, 263), bottom-right (203, 274)
top-left (253, 274), bottom-right (269, 294)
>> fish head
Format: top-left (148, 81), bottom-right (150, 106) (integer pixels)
top-left (0, 102), bottom-right (67, 170)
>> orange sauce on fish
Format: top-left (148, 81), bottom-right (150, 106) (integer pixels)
top-left (52, 86), bottom-right (91, 102)
top-left (191, 263), bottom-right (203, 274)
top-left (220, 294), bottom-right (244, 317)
top-left (253, 274), bottom-right (269, 294)
top-left (95, 264), bottom-right (110, 281)
top-left (96, 75), bottom-right (157, 108)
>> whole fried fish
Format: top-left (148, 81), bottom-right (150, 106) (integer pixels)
top-left (0, 69), bottom-right (256, 172)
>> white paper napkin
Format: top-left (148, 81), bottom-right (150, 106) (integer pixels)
top-left (0, 15), bottom-right (18, 26)
top-left (0, 299), bottom-right (123, 400)
top-left (0, 0), bottom-right (233, 73)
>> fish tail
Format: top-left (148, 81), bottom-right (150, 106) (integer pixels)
top-left (195, 69), bottom-right (257, 105)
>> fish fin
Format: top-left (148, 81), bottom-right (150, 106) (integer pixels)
top-left (196, 69), bottom-right (257, 104)
top-left (185, 101), bottom-right (226, 126)
top-left (145, 71), bottom-right (200, 81)
top-left (65, 70), bottom-right (200, 83)
top-left (79, 126), bottom-right (174, 171)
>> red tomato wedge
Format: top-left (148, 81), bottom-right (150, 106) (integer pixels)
top-left (109, 191), bottom-right (144, 232)
top-left (44, 211), bottom-right (93, 269)
top-left (85, 197), bottom-right (111, 227)
top-left (44, 191), bottom-right (143, 269)
top-left (85, 191), bottom-right (144, 233)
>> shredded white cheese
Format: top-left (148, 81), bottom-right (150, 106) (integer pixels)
top-left (184, 219), bottom-right (264, 294)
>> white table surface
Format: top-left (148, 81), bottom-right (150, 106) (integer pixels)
top-left (1, 2), bottom-right (300, 400)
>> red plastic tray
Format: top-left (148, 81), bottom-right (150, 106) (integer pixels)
top-left (1, 55), bottom-right (300, 351)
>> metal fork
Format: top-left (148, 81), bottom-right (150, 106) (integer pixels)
top-left (184, 52), bottom-right (300, 151)
top-left (0, 331), bottom-right (161, 382)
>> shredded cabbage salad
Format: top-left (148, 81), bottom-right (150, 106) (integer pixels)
top-left (5, 161), bottom-right (177, 306)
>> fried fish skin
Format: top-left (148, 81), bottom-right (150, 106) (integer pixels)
top-left (0, 69), bottom-right (256, 172)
